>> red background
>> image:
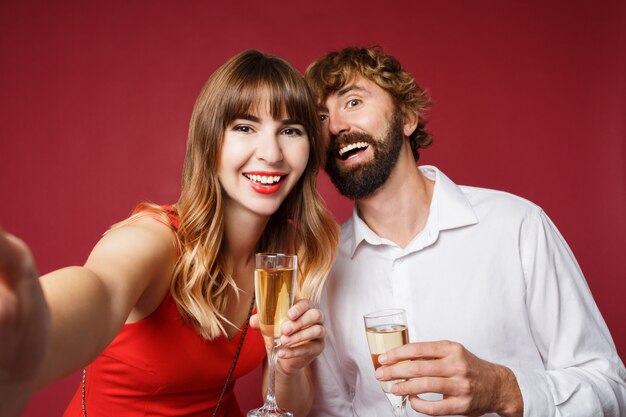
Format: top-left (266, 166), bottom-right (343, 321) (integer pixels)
top-left (1, 1), bottom-right (624, 415)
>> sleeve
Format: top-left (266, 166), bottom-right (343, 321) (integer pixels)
top-left (511, 208), bottom-right (626, 416)
top-left (308, 287), bottom-right (353, 416)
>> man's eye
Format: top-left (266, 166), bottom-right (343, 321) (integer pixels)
top-left (319, 114), bottom-right (329, 122)
top-left (347, 99), bottom-right (361, 108)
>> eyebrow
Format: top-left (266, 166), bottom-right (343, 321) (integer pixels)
top-left (336, 84), bottom-right (366, 97)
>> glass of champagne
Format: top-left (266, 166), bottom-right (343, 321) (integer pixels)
top-left (364, 309), bottom-right (409, 417)
top-left (248, 253), bottom-right (297, 417)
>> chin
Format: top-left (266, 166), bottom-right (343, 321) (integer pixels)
top-left (250, 203), bottom-right (284, 218)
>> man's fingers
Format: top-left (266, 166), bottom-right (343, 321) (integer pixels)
top-left (391, 376), bottom-right (467, 397)
top-left (380, 340), bottom-right (460, 364)
top-left (376, 357), bottom-right (450, 381)
top-left (408, 396), bottom-right (464, 417)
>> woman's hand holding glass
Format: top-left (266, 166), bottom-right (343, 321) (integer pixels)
top-left (250, 298), bottom-right (325, 375)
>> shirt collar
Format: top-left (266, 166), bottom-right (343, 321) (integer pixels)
top-left (348, 165), bottom-right (478, 257)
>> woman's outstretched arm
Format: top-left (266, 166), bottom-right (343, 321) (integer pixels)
top-left (0, 231), bottom-right (50, 417)
top-left (0, 218), bottom-right (177, 415)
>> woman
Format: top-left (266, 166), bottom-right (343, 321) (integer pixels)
top-left (0, 50), bottom-right (339, 416)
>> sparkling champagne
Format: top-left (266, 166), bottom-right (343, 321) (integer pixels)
top-left (248, 254), bottom-right (296, 417)
top-left (366, 324), bottom-right (409, 392)
top-left (255, 267), bottom-right (295, 339)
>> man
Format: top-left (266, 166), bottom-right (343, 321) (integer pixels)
top-left (305, 46), bottom-right (626, 416)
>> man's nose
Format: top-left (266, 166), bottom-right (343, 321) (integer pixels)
top-left (328, 112), bottom-right (349, 137)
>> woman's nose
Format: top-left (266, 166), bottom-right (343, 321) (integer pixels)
top-left (255, 133), bottom-right (283, 164)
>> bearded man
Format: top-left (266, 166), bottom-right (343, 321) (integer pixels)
top-left (305, 46), bottom-right (626, 417)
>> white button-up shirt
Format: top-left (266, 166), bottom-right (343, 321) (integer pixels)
top-left (310, 166), bottom-right (626, 416)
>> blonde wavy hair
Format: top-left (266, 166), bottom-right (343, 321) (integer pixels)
top-left (119, 50), bottom-right (338, 339)
top-left (305, 46), bottom-right (433, 161)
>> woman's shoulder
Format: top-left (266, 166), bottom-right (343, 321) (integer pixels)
top-left (87, 205), bottom-right (180, 272)
top-left (127, 203), bottom-right (180, 230)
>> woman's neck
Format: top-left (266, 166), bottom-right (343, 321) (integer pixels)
top-left (222, 203), bottom-right (270, 277)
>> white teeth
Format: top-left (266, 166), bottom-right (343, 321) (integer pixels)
top-left (244, 174), bottom-right (283, 185)
top-left (338, 142), bottom-right (369, 156)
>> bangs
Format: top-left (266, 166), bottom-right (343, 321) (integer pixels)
top-left (185, 49), bottom-right (321, 181)
top-left (220, 57), bottom-right (316, 128)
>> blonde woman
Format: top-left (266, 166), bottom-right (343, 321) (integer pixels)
top-left (0, 50), bottom-right (338, 417)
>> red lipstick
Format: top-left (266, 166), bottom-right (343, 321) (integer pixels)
top-left (243, 171), bottom-right (286, 195)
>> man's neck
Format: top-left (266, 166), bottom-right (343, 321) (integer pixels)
top-left (355, 145), bottom-right (434, 248)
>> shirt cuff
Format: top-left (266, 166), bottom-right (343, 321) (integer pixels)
top-left (508, 366), bottom-right (553, 417)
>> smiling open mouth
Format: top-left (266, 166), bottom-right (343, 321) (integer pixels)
top-left (243, 173), bottom-right (285, 185)
top-left (337, 142), bottom-right (369, 160)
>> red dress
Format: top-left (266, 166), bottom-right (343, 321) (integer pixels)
top-left (63, 212), bottom-right (266, 416)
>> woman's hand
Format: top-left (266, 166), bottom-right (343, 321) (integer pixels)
top-left (276, 299), bottom-right (325, 375)
top-left (0, 231), bottom-right (50, 416)
top-left (250, 298), bottom-right (326, 376)
top-left (250, 299), bottom-right (326, 415)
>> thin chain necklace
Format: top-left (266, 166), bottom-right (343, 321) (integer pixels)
top-left (81, 295), bottom-right (256, 417)
top-left (212, 295), bottom-right (256, 416)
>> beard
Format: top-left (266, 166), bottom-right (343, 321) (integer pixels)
top-left (324, 111), bottom-right (404, 200)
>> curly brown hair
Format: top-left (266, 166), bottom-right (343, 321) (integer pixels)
top-left (305, 46), bottom-right (433, 161)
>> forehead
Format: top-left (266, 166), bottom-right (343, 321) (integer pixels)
top-left (322, 75), bottom-right (392, 109)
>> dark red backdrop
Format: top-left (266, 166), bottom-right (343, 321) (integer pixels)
top-left (1, 1), bottom-right (624, 415)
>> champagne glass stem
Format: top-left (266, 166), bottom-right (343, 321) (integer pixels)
top-left (393, 401), bottom-right (407, 417)
top-left (264, 341), bottom-right (280, 409)
top-left (386, 393), bottom-right (408, 417)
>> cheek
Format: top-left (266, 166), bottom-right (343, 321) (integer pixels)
top-left (295, 142), bottom-right (310, 175)
top-left (321, 130), bottom-right (330, 149)
top-left (219, 137), bottom-right (250, 170)
top-left (282, 140), bottom-right (310, 178)
top-left (319, 122), bottom-right (331, 142)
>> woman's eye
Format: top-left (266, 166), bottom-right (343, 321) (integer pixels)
top-left (319, 114), bottom-right (329, 122)
top-left (282, 127), bottom-right (303, 136)
top-left (233, 125), bottom-right (252, 133)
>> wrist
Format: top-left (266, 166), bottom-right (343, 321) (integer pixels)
top-left (272, 364), bottom-right (312, 417)
top-left (275, 357), bottom-right (304, 379)
top-left (496, 366), bottom-right (524, 417)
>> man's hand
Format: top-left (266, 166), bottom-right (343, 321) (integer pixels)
top-left (376, 340), bottom-right (523, 417)
top-left (0, 231), bottom-right (50, 417)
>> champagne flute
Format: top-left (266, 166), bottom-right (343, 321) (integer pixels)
top-left (248, 253), bottom-right (297, 417)
top-left (364, 309), bottom-right (409, 417)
